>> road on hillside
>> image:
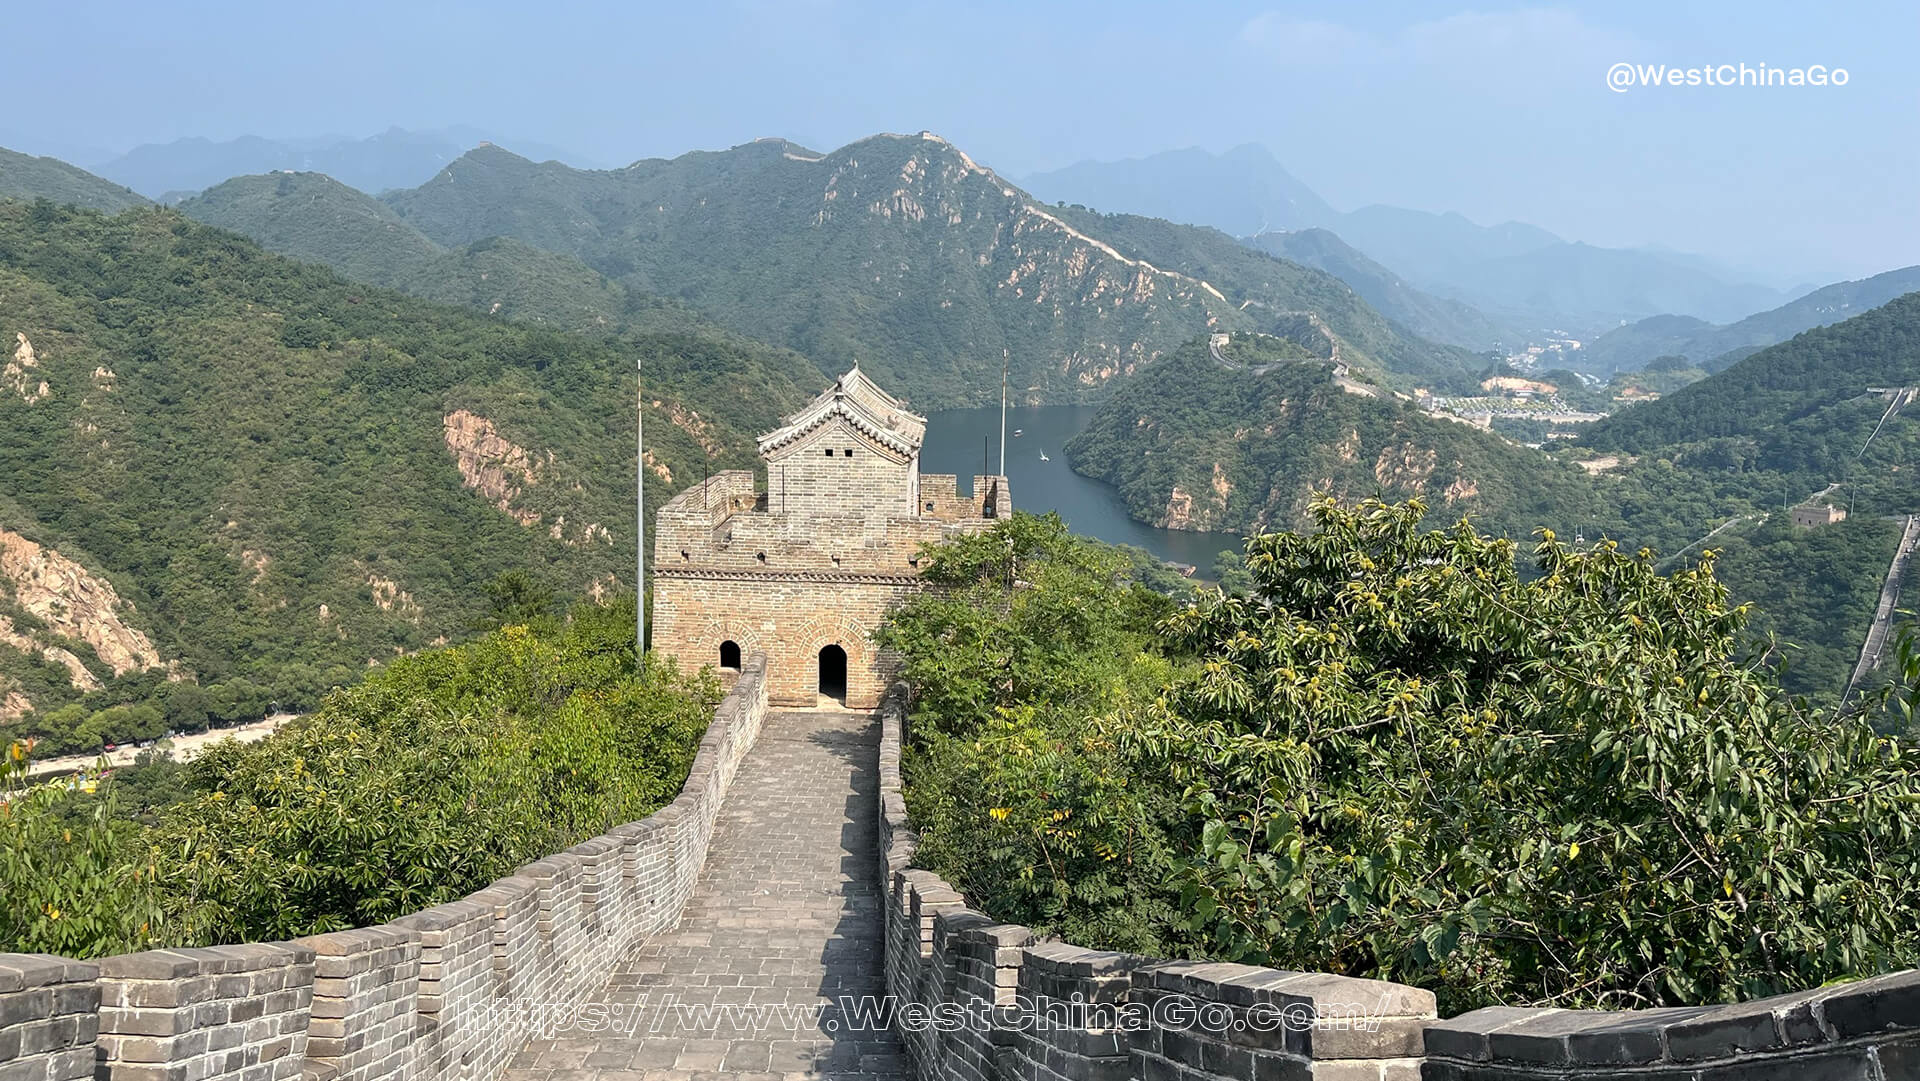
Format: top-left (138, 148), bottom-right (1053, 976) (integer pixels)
top-left (25, 713), bottom-right (298, 779)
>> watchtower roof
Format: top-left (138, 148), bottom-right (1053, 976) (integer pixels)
top-left (757, 365), bottom-right (926, 458)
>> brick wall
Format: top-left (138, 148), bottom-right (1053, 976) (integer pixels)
top-left (651, 466), bottom-right (1006, 711)
top-left (876, 685), bottom-right (1920, 1081)
top-left (766, 417), bottom-right (917, 523)
top-left (0, 654), bottom-right (770, 1081)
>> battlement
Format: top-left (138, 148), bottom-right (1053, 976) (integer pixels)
top-left (651, 368), bottom-right (1011, 708)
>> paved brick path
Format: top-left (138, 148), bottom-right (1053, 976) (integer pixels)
top-left (501, 710), bottom-right (908, 1081)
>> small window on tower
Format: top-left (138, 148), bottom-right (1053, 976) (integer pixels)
top-left (844, 448), bottom-right (855, 456)
top-left (823, 448), bottom-right (833, 457)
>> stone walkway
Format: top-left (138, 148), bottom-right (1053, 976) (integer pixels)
top-left (501, 710), bottom-right (908, 1081)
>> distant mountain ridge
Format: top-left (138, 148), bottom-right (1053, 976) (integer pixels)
top-left (0, 136), bottom-right (1490, 404)
top-left (1246, 228), bottom-right (1516, 350)
top-left (1580, 291), bottom-right (1920, 454)
top-left (94, 127), bottom-right (602, 200)
top-left (1577, 266), bottom-right (1920, 376)
top-left (361, 133), bottom-right (1477, 406)
top-left (1023, 145), bottom-right (1797, 334)
top-left (1020, 144), bottom-right (1337, 236)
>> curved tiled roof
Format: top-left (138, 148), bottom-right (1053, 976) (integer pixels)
top-left (757, 366), bottom-right (926, 458)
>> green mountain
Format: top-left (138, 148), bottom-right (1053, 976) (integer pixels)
top-left (372, 135), bottom-right (1474, 406)
top-left (0, 146), bottom-right (149, 213)
top-left (1063, 336), bottom-right (1609, 536)
top-left (1063, 327), bottom-right (1918, 701)
top-left (1246, 228), bottom-right (1516, 350)
top-left (1580, 292), bottom-right (1920, 456)
top-left (181, 171), bottom-right (441, 285)
top-left (181, 173), bottom-right (635, 332)
top-left (0, 202), bottom-right (820, 730)
top-left (1578, 267), bottom-right (1920, 376)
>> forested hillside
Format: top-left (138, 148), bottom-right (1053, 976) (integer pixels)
top-left (363, 135), bottom-right (1474, 406)
top-left (0, 148), bottom-right (149, 214)
top-left (1581, 292), bottom-right (1920, 452)
top-left (1069, 320), bottom-right (1920, 701)
top-left (1064, 336), bottom-right (1608, 536)
top-left (0, 202), bottom-right (819, 743)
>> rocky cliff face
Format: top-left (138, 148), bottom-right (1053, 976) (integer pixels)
top-left (0, 528), bottom-right (166, 716)
top-left (442, 410), bottom-right (614, 548)
top-left (3, 333), bottom-right (51, 404)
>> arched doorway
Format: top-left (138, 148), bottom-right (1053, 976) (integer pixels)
top-left (719, 640), bottom-right (741, 670)
top-left (817, 644), bottom-right (847, 703)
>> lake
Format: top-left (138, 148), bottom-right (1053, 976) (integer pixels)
top-left (920, 406), bottom-right (1241, 570)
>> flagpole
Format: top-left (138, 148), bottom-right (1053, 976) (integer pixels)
top-left (645, 359), bottom-right (652, 672)
top-left (999, 349), bottom-right (1009, 476)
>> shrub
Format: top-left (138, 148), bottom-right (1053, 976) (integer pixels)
top-left (893, 502), bottom-right (1920, 1011)
top-left (0, 597), bottom-right (716, 955)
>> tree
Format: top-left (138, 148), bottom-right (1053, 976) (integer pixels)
top-left (477, 570), bottom-right (555, 630)
top-left (1125, 498), bottom-right (1920, 1009)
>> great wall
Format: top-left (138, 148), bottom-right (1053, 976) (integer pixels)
top-left (6, 665), bottom-right (1920, 1081)
top-left (5, 369), bottom-right (1919, 1081)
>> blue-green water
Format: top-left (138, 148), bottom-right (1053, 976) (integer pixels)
top-left (921, 406), bottom-right (1241, 570)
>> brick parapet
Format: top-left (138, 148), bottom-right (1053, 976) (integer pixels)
top-left (875, 683), bottom-right (1920, 1081)
top-left (0, 654), bottom-right (770, 1081)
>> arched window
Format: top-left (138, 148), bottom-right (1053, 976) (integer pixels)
top-left (719, 640), bottom-right (741, 670)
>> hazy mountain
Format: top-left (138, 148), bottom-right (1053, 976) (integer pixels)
top-left (1246, 228), bottom-right (1516, 350)
top-left (1428, 241), bottom-right (1791, 331)
top-left (1579, 266), bottom-right (1920, 376)
top-left (373, 135), bottom-right (1476, 406)
top-left (1025, 146), bottom-right (1797, 334)
top-left (95, 127), bottom-right (600, 199)
top-left (1020, 144), bottom-right (1338, 235)
top-left (0, 146), bottom-right (149, 213)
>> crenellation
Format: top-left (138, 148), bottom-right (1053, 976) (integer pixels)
top-left (652, 367), bottom-right (1006, 708)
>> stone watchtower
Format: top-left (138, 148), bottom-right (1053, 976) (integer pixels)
top-left (650, 367), bottom-right (1009, 709)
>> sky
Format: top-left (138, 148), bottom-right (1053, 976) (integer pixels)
top-left (5, 1), bottom-right (1916, 281)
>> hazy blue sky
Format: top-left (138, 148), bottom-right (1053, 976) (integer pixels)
top-left (6, 1), bottom-right (1915, 280)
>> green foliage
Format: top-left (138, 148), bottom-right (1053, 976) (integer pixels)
top-left (0, 149), bottom-right (149, 213)
top-left (1065, 338), bottom-right (1612, 538)
top-left (1710, 516), bottom-right (1903, 698)
top-left (0, 599), bottom-right (715, 955)
top-left (1, 745), bottom-right (165, 956)
top-left (894, 501), bottom-right (1920, 1011)
top-left (877, 514), bottom-right (1189, 951)
top-left (1583, 293), bottom-right (1920, 454)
